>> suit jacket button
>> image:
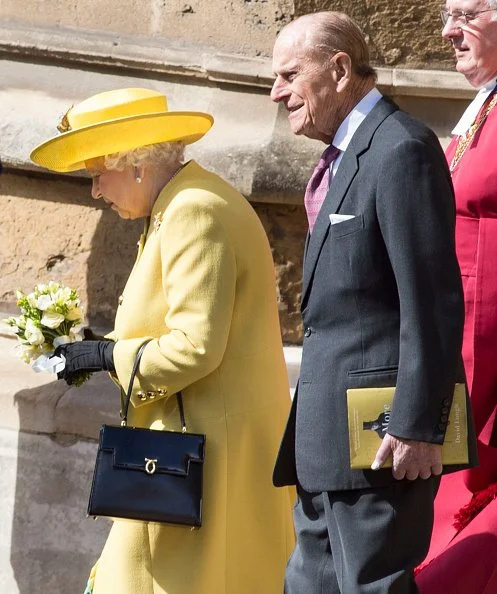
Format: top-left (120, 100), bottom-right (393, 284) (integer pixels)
top-left (443, 398), bottom-right (450, 406)
top-left (440, 414), bottom-right (448, 423)
top-left (304, 327), bottom-right (312, 338)
top-left (441, 406), bottom-right (449, 414)
top-left (438, 423), bottom-right (445, 430)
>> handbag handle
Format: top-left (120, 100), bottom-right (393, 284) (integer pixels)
top-left (120, 339), bottom-right (187, 432)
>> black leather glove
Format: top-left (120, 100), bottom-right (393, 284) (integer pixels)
top-left (54, 340), bottom-right (115, 385)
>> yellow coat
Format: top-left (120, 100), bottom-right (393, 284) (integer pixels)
top-left (92, 161), bottom-right (295, 594)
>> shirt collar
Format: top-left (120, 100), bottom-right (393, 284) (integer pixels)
top-left (332, 87), bottom-right (383, 152)
top-left (452, 77), bottom-right (497, 136)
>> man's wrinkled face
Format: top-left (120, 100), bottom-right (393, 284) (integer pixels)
top-left (442, 0), bottom-right (497, 87)
top-left (270, 31), bottom-right (339, 142)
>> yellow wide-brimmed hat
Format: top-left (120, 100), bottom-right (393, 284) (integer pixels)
top-left (30, 88), bottom-right (214, 172)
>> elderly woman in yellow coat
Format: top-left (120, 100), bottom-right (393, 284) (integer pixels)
top-left (30, 88), bottom-right (294, 594)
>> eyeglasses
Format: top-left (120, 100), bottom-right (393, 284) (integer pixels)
top-left (440, 7), bottom-right (497, 27)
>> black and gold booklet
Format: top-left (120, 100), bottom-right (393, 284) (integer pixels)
top-left (347, 384), bottom-right (468, 469)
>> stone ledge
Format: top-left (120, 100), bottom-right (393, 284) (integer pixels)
top-left (0, 331), bottom-right (119, 440)
top-left (0, 21), bottom-right (476, 98)
top-left (0, 317), bottom-right (130, 439)
top-left (0, 20), bottom-right (272, 89)
top-left (0, 320), bottom-right (302, 440)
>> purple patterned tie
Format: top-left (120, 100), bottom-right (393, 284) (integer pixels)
top-left (304, 144), bottom-right (341, 232)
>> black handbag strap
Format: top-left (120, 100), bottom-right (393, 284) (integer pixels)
top-left (121, 339), bottom-right (187, 432)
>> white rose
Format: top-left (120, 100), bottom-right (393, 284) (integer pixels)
top-left (61, 287), bottom-right (72, 301)
top-left (41, 311), bottom-right (65, 329)
top-left (25, 319), bottom-right (45, 345)
top-left (36, 294), bottom-right (53, 311)
top-left (66, 307), bottom-right (83, 322)
top-left (52, 287), bottom-right (69, 304)
top-left (27, 294), bottom-right (38, 309)
top-left (19, 345), bottom-right (38, 363)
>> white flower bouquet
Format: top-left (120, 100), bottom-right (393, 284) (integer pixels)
top-left (5, 281), bottom-right (91, 386)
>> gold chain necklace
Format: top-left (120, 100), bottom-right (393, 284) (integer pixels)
top-left (450, 91), bottom-right (497, 173)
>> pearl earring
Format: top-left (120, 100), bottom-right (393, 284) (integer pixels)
top-left (135, 176), bottom-right (142, 184)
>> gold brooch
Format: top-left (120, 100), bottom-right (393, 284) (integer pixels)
top-left (153, 212), bottom-right (164, 232)
top-left (57, 106), bottom-right (74, 133)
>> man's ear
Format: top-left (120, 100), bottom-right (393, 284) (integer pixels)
top-left (331, 52), bottom-right (353, 92)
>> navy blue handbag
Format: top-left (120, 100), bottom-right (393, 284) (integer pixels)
top-left (87, 340), bottom-right (206, 527)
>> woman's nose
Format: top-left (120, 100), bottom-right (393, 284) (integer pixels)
top-left (91, 178), bottom-right (100, 200)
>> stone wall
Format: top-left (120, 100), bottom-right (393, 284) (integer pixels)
top-left (295, 0), bottom-right (455, 69)
top-left (1, 0), bottom-right (294, 57)
top-left (0, 329), bottom-right (114, 594)
top-left (0, 171), bottom-right (142, 327)
top-left (255, 202), bottom-right (307, 343)
top-left (0, 171), bottom-right (308, 340)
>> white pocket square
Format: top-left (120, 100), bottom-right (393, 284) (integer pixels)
top-left (329, 214), bottom-right (356, 225)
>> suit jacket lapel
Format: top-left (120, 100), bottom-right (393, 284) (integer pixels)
top-left (301, 97), bottom-right (398, 308)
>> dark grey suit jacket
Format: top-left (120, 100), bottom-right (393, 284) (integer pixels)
top-left (274, 97), bottom-right (477, 493)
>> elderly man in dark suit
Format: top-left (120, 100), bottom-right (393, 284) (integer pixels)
top-left (270, 11), bottom-right (476, 594)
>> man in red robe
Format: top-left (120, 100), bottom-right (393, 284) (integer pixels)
top-left (417, 2), bottom-right (497, 592)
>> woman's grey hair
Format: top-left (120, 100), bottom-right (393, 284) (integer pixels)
top-left (301, 12), bottom-right (377, 81)
top-left (104, 141), bottom-right (185, 172)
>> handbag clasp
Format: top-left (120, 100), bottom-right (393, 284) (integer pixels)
top-left (144, 458), bottom-right (158, 475)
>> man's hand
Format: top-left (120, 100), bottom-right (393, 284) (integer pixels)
top-left (371, 433), bottom-right (443, 480)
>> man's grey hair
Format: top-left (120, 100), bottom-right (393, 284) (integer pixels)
top-left (105, 141), bottom-right (185, 172)
top-left (299, 12), bottom-right (377, 81)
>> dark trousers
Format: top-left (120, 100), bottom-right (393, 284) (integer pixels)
top-left (285, 478), bottom-right (440, 594)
